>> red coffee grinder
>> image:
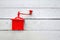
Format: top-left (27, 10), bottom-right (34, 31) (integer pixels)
top-left (11, 10), bottom-right (33, 30)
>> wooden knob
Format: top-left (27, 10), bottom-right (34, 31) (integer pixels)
top-left (29, 10), bottom-right (33, 15)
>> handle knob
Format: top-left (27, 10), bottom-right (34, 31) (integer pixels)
top-left (29, 10), bottom-right (33, 15)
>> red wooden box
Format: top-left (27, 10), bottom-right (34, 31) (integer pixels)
top-left (11, 18), bottom-right (24, 30)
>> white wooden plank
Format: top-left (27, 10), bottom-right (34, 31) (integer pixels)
top-left (0, 20), bottom-right (11, 30)
top-left (40, 0), bottom-right (60, 7)
top-left (0, 0), bottom-right (40, 7)
top-left (0, 20), bottom-right (60, 30)
top-left (0, 9), bottom-right (60, 18)
top-left (0, 0), bottom-right (60, 7)
top-left (25, 20), bottom-right (60, 30)
top-left (0, 31), bottom-right (59, 40)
